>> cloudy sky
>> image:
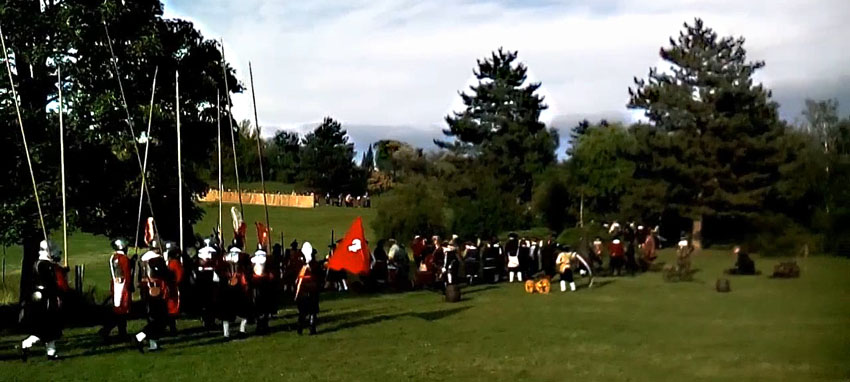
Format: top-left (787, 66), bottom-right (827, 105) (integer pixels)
top-left (164, 0), bottom-right (850, 155)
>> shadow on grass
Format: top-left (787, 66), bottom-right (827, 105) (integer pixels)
top-left (462, 285), bottom-right (499, 295)
top-left (590, 279), bottom-right (616, 289)
top-left (321, 306), bottom-right (471, 334)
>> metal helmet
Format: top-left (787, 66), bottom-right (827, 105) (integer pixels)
top-left (112, 239), bottom-right (126, 252)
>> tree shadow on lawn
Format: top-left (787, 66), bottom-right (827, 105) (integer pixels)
top-left (0, 305), bottom-right (471, 361)
top-left (461, 285), bottom-right (499, 295)
top-left (320, 306), bottom-right (471, 335)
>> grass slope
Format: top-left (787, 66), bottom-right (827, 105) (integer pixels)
top-left (0, 250), bottom-right (848, 381)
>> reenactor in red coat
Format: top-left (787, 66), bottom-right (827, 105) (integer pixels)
top-left (609, 238), bottom-right (625, 276)
top-left (99, 239), bottom-right (133, 342)
top-left (165, 242), bottom-right (184, 335)
top-left (19, 240), bottom-right (65, 361)
top-left (134, 242), bottom-right (170, 352)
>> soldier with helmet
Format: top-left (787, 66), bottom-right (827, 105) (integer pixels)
top-left (164, 242), bottom-right (184, 335)
top-left (19, 240), bottom-right (66, 361)
top-left (295, 242), bottom-right (321, 335)
top-left (193, 237), bottom-right (221, 330)
top-left (220, 239), bottom-right (252, 338)
top-left (134, 241), bottom-right (170, 352)
top-left (99, 239), bottom-right (133, 342)
top-left (251, 243), bottom-right (276, 334)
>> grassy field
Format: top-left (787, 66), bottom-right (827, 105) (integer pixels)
top-left (0, 204), bottom-right (848, 381)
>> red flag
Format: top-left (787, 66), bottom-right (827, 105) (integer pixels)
top-left (328, 216), bottom-right (370, 275)
top-left (256, 222), bottom-right (269, 248)
top-left (144, 217), bottom-right (156, 246)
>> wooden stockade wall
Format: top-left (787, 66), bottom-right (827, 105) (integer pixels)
top-left (201, 190), bottom-right (314, 209)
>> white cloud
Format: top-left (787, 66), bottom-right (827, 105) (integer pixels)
top-left (164, 0), bottom-right (850, 154)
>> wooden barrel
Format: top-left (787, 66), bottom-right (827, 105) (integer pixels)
top-left (445, 284), bottom-right (461, 302)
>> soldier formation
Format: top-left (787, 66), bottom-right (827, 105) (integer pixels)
top-left (15, 219), bottom-right (332, 361)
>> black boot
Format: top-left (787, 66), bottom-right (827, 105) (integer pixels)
top-left (297, 314), bottom-right (305, 335)
top-left (309, 314), bottom-right (317, 335)
top-left (19, 346), bottom-right (29, 362)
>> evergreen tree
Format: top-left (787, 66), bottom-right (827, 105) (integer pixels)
top-left (436, 48), bottom-right (558, 202)
top-left (300, 117), bottom-right (363, 194)
top-left (269, 130), bottom-right (301, 183)
top-left (361, 145), bottom-right (375, 172)
top-left (567, 118), bottom-right (610, 156)
top-left (628, 19), bottom-right (784, 246)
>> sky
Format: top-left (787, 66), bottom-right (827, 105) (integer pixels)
top-left (163, 0), bottom-right (850, 156)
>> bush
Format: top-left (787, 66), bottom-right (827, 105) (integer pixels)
top-left (745, 214), bottom-right (823, 257)
top-left (556, 224), bottom-right (609, 252)
top-left (449, 176), bottom-right (523, 240)
top-left (374, 176), bottom-right (447, 241)
top-left (532, 174), bottom-right (572, 233)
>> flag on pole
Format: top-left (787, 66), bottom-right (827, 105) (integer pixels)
top-left (256, 222), bottom-right (269, 249)
top-left (144, 217), bottom-right (156, 246)
top-left (328, 216), bottom-right (370, 275)
top-left (232, 206), bottom-right (246, 244)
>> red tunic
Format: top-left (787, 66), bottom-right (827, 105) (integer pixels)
top-left (55, 265), bottom-right (70, 293)
top-left (167, 258), bottom-right (183, 316)
top-left (609, 242), bottom-right (625, 258)
top-left (110, 252), bottom-right (132, 315)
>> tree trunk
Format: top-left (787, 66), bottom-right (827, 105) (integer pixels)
top-left (692, 217), bottom-right (703, 250)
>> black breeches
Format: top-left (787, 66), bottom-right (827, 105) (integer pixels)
top-left (560, 269), bottom-right (574, 283)
top-left (23, 298), bottom-right (62, 342)
top-left (101, 312), bottom-right (128, 336)
top-left (610, 256), bottom-right (624, 274)
top-left (143, 298), bottom-right (168, 340)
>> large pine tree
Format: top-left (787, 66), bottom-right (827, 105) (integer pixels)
top-left (628, 19), bottom-right (784, 246)
top-left (437, 48), bottom-right (558, 202)
top-left (300, 117), bottom-right (363, 194)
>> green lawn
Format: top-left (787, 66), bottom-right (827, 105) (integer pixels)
top-left (0, 205), bottom-right (848, 381)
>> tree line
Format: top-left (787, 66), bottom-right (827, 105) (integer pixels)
top-left (373, 19), bottom-right (850, 256)
top-left (212, 117), bottom-right (370, 196)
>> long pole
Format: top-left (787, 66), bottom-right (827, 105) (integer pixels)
top-left (133, 67), bottom-right (159, 254)
top-left (217, 89), bottom-right (223, 245)
top-left (58, 66), bottom-right (68, 267)
top-left (0, 25), bottom-right (48, 243)
top-left (248, 62), bottom-right (271, 248)
top-left (220, 40), bottom-right (244, 215)
top-left (103, 22), bottom-right (161, 252)
top-left (176, 70), bottom-right (184, 249)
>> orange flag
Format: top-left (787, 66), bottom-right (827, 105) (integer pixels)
top-left (256, 222), bottom-right (269, 248)
top-left (144, 217), bottom-right (156, 246)
top-left (328, 216), bottom-right (370, 275)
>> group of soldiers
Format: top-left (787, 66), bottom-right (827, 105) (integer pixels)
top-left (405, 221), bottom-right (667, 293)
top-left (408, 233), bottom-right (586, 293)
top-left (322, 192), bottom-right (371, 208)
top-left (17, 225), bottom-right (328, 361)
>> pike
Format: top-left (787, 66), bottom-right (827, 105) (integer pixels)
top-left (217, 89), bottom-right (223, 246)
top-left (0, 24), bottom-right (48, 244)
top-left (57, 66), bottom-right (67, 267)
top-left (176, 70), bottom-right (184, 250)
top-left (220, 40), bottom-right (244, 216)
top-left (102, 21), bottom-right (163, 253)
top-left (248, 62), bottom-right (271, 249)
top-left (133, 67), bottom-right (159, 257)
